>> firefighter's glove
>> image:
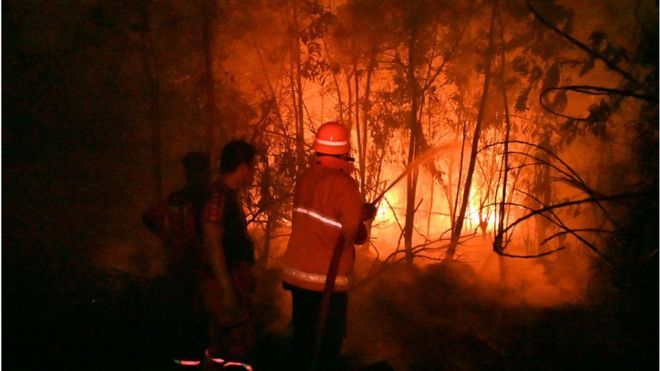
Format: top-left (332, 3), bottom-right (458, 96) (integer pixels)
top-left (361, 203), bottom-right (377, 221)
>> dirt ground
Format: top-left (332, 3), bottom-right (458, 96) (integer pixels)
top-left (3, 254), bottom-right (657, 371)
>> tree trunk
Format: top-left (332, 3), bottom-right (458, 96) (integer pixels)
top-left (201, 0), bottom-right (222, 169)
top-left (331, 67), bottom-right (345, 124)
top-left (289, 0), bottom-right (305, 170)
top-left (345, 71), bottom-right (353, 132)
top-left (446, 0), bottom-right (497, 260)
top-left (533, 127), bottom-right (553, 253)
top-left (354, 59), bottom-right (359, 146)
top-left (360, 53), bottom-right (375, 197)
top-left (252, 39), bottom-right (286, 125)
top-left (426, 97), bottom-right (435, 236)
top-left (403, 26), bottom-right (421, 266)
top-left (495, 0), bottom-right (512, 269)
top-left (139, 0), bottom-right (162, 201)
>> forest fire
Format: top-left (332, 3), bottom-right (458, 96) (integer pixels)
top-left (4, 0), bottom-right (657, 369)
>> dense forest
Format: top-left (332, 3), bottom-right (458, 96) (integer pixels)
top-left (3, 0), bottom-right (658, 369)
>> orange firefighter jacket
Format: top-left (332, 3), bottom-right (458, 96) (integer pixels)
top-left (281, 156), bottom-right (365, 292)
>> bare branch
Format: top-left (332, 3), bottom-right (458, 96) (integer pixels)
top-left (495, 192), bottom-right (647, 260)
top-left (539, 85), bottom-right (655, 120)
top-left (496, 246), bottom-right (566, 259)
top-left (515, 188), bottom-right (607, 252)
top-left (539, 228), bottom-right (616, 246)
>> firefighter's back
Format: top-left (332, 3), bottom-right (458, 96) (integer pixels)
top-left (282, 162), bottom-right (363, 292)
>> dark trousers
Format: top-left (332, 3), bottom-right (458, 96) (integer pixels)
top-left (199, 264), bottom-right (256, 361)
top-left (167, 275), bottom-right (208, 360)
top-left (283, 282), bottom-right (347, 371)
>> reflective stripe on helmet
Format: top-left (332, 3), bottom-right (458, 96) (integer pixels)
top-left (282, 265), bottom-right (350, 286)
top-left (294, 207), bottom-right (342, 229)
top-left (315, 138), bottom-right (349, 146)
top-left (313, 121), bottom-right (351, 155)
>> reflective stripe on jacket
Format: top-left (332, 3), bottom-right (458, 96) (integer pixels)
top-left (281, 157), bottom-right (365, 291)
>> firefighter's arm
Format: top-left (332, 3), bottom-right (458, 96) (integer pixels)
top-left (354, 203), bottom-right (377, 244)
top-left (203, 222), bottom-right (239, 311)
top-left (339, 179), bottom-right (367, 245)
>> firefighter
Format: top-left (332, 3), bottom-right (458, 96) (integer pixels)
top-left (281, 121), bottom-right (376, 370)
top-left (142, 151), bottom-right (211, 368)
top-left (201, 140), bottom-right (257, 370)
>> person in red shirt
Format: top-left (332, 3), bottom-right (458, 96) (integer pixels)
top-left (201, 140), bottom-right (257, 368)
top-left (281, 122), bottom-right (376, 370)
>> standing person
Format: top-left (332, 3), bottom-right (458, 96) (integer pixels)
top-left (281, 121), bottom-right (376, 370)
top-left (201, 140), bottom-right (257, 370)
top-left (142, 151), bottom-right (211, 368)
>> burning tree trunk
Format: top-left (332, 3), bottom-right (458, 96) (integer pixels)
top-left (446, 0), bottom-right (497, 260)
top-left (139, 0), bottom-right (162, 201)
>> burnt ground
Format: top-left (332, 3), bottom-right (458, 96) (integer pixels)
top-left (3, 253), bottom-right (657, 371)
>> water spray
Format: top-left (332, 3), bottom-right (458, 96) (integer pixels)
top-left (369, 143), bottom-right (457, 206)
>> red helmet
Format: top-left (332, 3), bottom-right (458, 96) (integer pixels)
top-left (313, 121), bottom-right (350, 155)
